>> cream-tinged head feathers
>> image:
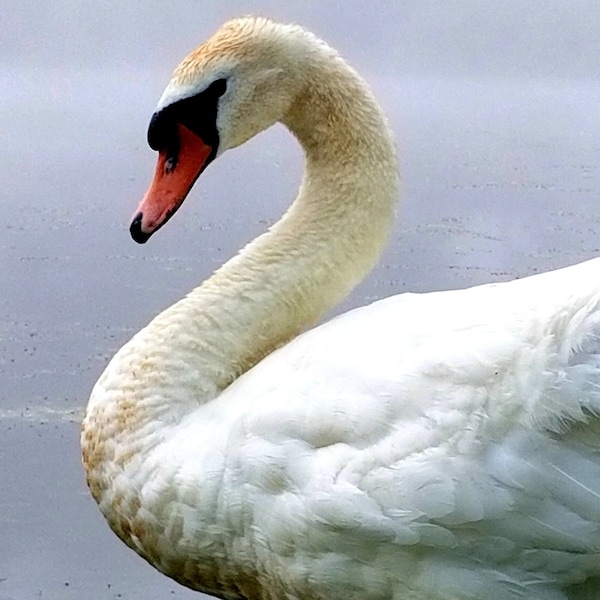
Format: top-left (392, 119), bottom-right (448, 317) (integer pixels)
top-left (157, 17), bottom-right (337, 154)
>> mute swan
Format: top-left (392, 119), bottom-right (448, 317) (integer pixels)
top-left (82, 17), bottom-right (600, 600)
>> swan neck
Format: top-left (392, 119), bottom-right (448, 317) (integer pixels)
top-left (172, 56), bottom-right (398, 405)
top-left (198, 59), bottom-right (399, 388)
top-left (88, 53), bottom-right (398, 427)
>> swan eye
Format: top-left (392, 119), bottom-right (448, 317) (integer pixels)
top-left (147, 78), bottom-right (228, 153)
top-left (207, 78), bottom-right (227, 97)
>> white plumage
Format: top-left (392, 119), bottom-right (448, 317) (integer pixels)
top-left (82, 16), bottom-right (600, 600)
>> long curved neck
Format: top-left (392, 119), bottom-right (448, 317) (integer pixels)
top-left (175, 61), bottom-right (396, 397)
top-left (89, 56), bottom-right (398, 430)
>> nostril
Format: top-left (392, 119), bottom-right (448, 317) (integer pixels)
top-left (130, 212), bottom-right (151, 244)
top-left (164, 155), bottom-right (177, 173)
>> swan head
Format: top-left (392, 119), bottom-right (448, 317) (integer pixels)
top-left (130, 17), bottom-right (318, 243)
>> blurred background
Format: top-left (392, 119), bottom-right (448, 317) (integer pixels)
top-left (1, 2), bottom-right (599, 598)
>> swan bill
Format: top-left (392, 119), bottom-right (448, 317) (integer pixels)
top-left (130, 123), bottom-right (213, 244)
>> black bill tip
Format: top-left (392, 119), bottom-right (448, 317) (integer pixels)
top-left (130, 212), bottom-right (152, 244)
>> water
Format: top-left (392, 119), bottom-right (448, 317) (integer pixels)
top-left (1, 2), bottom-right (599, 598)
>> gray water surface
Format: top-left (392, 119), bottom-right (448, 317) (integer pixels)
top-left (2, 2), bottom-right (600, 598)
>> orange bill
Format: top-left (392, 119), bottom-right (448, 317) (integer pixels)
top-left (130, 123), bottom-right (212, 243)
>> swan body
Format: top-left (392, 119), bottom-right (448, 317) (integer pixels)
top-left (82, 17), bottom-right (600, 600)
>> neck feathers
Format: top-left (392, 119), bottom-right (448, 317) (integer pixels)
top-left (85, 36), bottom-right (398, 442)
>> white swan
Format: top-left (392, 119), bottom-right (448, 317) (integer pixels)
top-left (82, 17), bottom-right (600, 600)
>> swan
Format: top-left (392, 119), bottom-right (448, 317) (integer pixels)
top-left (82, 16), bottom-right (600, 600)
